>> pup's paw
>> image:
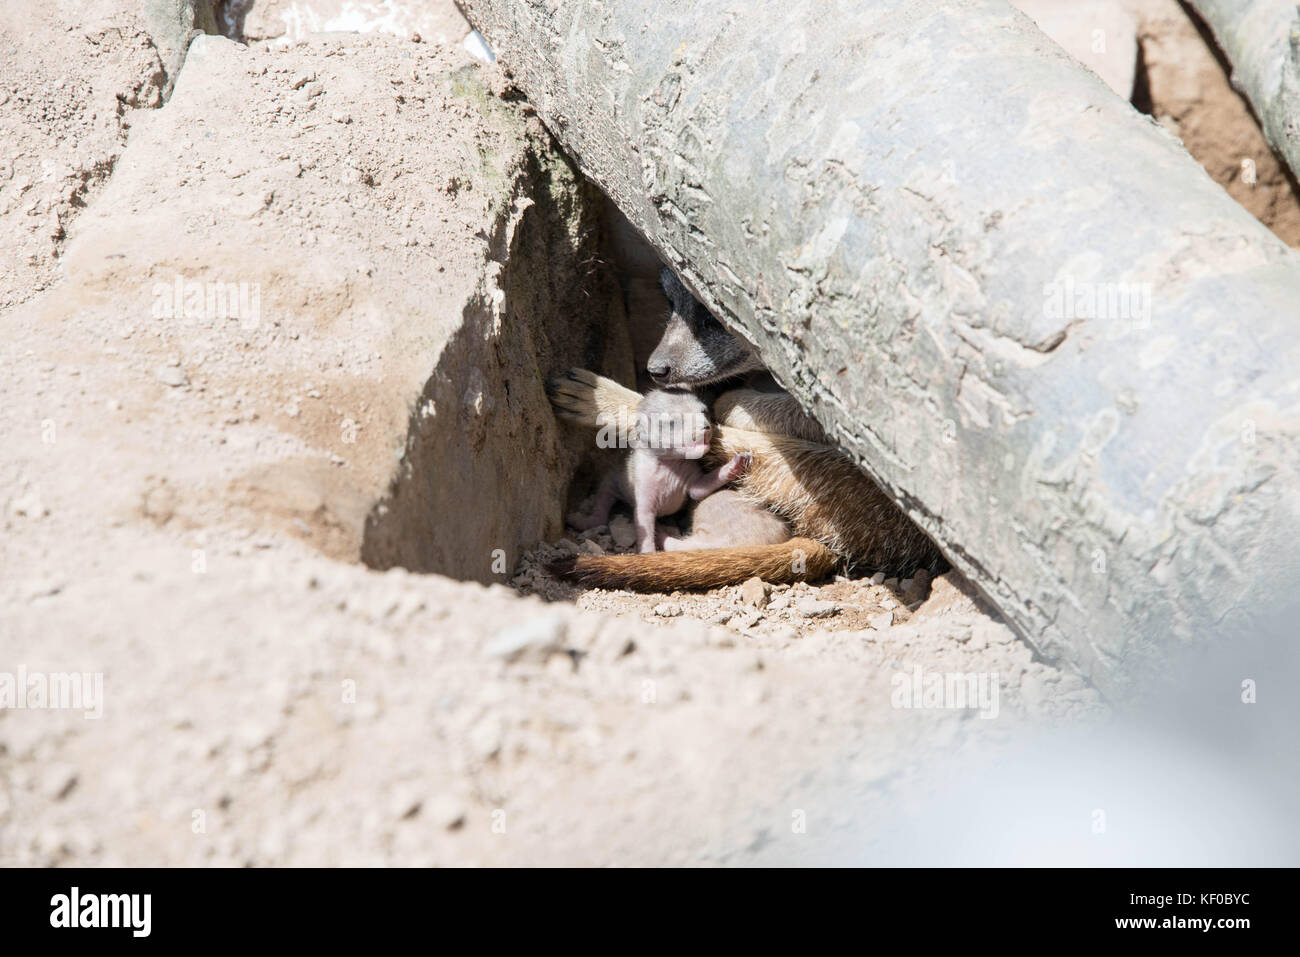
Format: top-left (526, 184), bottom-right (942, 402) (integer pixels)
top-left (720, 451), bottom-right (753, 483)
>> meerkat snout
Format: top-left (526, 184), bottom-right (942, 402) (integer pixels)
top-left (650, 268), bottom-right (766, 386)
top-left (672, 420), bottom-right (711, 460)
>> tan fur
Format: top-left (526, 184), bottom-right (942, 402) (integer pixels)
top-left (547, 371), bottom-right (943, 590)
top-left (546, 367), bottom-right (641, 427)
top-left (664, 489), bottom-right (791, 550)
top-left (712, 387), bottom-right (827, 443)
top-left (711, 425), bottom-right (938, 572)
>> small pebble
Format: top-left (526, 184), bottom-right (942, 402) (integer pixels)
top-left (484, 614), bottom-right (566, 663)
top-left (156, 365), bottom-right (188, 387)
top-left (43, 765), bottom-right (78, 801)
top-left (795, 598), bottom-right (837, 619)
top-left (608, 516), bottom-right (636, 549)
top-left (426, 793), bottom-right (466, 831)
top-left (740, 576), bottom-right (769, 608)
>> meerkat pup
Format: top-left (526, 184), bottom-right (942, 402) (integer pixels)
top-left (567, 388), bottom-right (752, 554)
top-left (660, 489), bottom-right (791, 551)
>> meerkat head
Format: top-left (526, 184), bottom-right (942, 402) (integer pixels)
top-left (647, 268), bottom-right (766, 387)
top-left (632, 388), bottom-right (712, 460)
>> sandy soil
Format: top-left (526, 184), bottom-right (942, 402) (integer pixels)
top-left (1, 0), bottom-right (1290, 866)
top-left (0, 2), bottom-right (172, 312)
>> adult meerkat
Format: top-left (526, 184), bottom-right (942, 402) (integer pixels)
top-left (546, 272), bottom-right (944, 590)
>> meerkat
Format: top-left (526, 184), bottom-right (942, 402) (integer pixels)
top-left (567, 387), bottom-right (752, 554)
top-left (660, 489), bottom-right (791, 551)
top-left (648, 267), bottom-right (768, 387)
top-left (653, 269), bottom-right (829, 443)
top-left (545, 271), bottom-right (944, 590)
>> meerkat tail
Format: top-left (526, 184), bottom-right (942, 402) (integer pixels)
top-left (545, 369), bottom-right (642, 428)
top-left (548, 538), bottom-right (838, 591)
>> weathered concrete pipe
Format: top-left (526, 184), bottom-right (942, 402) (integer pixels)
top-left (463, 0), bottom-right (1300, 695)
top-left (1187, 0), bottom-right (1300, 183)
